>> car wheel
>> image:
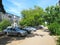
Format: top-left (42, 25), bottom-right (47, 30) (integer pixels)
top-left (5, 32), bottom-right (7, 34)
top-left (5, 32), bottom-right (9, 35)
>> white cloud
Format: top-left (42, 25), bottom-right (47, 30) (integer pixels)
top-left (6, 7), bottom-right (20, 16)
top-left (7, 0), bottom-right (24, 8)
top-left (6, 0), bottom-right (27, 11)
top-left (6, 0), bottom-right (26, 16)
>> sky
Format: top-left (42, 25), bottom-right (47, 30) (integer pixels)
top-left (3, 0), bottom-right (58, 17)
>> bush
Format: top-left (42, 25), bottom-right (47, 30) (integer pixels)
top-left (48, 22), bottom-right (60, 35)
top-left (57, 37), bottom-right (60, 45)
top-left (0, 19), bottom-right (11, 31)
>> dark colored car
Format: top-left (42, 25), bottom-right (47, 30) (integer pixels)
top-left (3, 27), bottom-right (27, 36)
top-left (23, 27), bottom-right (36, 34)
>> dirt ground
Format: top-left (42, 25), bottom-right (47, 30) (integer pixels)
top-left (0, 30), bottom-right (56, 45)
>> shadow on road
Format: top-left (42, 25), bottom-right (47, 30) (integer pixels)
top-left (26, 33), bottom-right (40, 38)
top-left (0, 33), bottom-right (41, 45)
top-left (0, 35), bottom-right (25, 45)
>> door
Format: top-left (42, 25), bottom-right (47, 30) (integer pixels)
top-left (11, 29), bottom-right (17, 35)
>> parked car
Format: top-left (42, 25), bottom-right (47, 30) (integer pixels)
top-left (29, 27), bottom-right (36, 31)
top-left (23, 27), bottom-right (36, 34)
top-left (3, 27), bottom-right (28, 36)
top-left (37, 25), bottom-right (45, 29)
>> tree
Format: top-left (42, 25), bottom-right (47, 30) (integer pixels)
top-left (0, 19), bottom-right (11, 31)
top-left (45, 5), bottom-right (60, 35)
top-left (45, 5), bottom-right (60, 24)
top-left (0, 0), bottom-right (6, 13)
top-left (20, 6), bottom-right (45, 27)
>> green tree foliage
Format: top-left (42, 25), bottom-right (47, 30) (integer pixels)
top-left (57, 37), bottom-right (60, 45)
top-left (48, 22), bottom-right (60, 35)
top-left (0, 19), bottom-right (11, 31)
top-left (45, 5), bottom-right (60, 24)
top-left (20, 6), bottom-right (45, 27)
top-left (45, 5), bottom-right (60, 35)
top-left (20, 5), bottom-right (60, 35)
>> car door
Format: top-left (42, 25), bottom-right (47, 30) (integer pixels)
top-left (11, 28), bottom-right (17, 35)
top-left (7, 28), bottom-right (12, 35)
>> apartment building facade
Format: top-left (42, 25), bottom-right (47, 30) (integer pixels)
top-left (0, 12), bottom-right (20, 24)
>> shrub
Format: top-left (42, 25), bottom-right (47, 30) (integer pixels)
top-left (0, 19), bottom-right (11, 31)
top-left (48, 22), bottom-right (60, 35)
top-left (57, 37), bottom-right (60, 45)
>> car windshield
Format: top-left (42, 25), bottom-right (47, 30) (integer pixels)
top-left (12, 28), bottom-right (16, 31)
top-left (14, 28), bottom-right (20, 31)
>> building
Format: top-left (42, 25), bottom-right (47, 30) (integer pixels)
top-left (0, 0), bottom-right (20, 25)
top-left (0, 12), bottom-right (20, 24)
top-left (0, 12), bottom-right (3, 21)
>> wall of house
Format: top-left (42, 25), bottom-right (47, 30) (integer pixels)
top-left (0, 12), bottom-right (20, 25)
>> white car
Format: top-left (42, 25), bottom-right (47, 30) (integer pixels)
top-left (3, 27), bottom-right (28, 36)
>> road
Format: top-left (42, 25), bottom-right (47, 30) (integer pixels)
top-left (5, 30), bottom-right (56, 45)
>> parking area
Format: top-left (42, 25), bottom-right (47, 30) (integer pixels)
top-left (0, 30), bottom-right (56, 45)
